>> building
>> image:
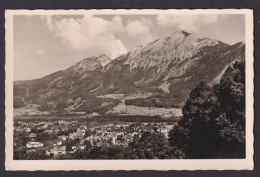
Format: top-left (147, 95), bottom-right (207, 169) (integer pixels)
top-left (72, 145), bottom-right (85, 151)
top-left (28, 133), bottom-right (36, 139)
top-left (58, 135), bottom-right (68, 141)
top-left (61, 127), bottom-right (69, 132)
top-left (51, 146), bottom-right (66, 155)
top-left (71, 121), bottom-right (78, 125)
top-left (58, 120), bottom-right (66, 125)
top-left (26, 141), bottom-right (43, 148)
top-left (25, 127), bottom-right (31, 132)
top-left (69, 130), bottom-right (85, 139)
top-left (79, 125), bottom-right (86, 130)
top-left (124, 134), bottom-right (133, 142)
top-left (57, 141), bottom-right (63, 146)
top-left (90, 112), bottom-right (99, 117)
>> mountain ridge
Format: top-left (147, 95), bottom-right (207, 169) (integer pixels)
top-left (14, 30), bottom-right (245, 116)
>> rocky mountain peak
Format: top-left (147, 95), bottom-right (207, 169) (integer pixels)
top-left (170, 30), bottom-right (191, 38)
top-left (124, 30), bottom-right (222, 69)
top-left (96, 55), bottom-right (113, 66)
top-left (68, 55), bottom-right (112, 73)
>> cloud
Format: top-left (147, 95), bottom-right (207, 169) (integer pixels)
top-left (156, 14), bottom-right (221, 33)
top-left (41, 15), bottom-right (127, 59)
top-left (126, 20), bottom-right (150, 35)
top-left (125, 18), bottom-right (154, 45)
top-left (14, 48), bottom-right (44, 57)
top-left (41, 15), bottom-right (157, 58)
top-left (43, 16), bottom-right (55, 31)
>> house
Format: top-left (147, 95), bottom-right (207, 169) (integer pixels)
top-left (115, 140), bottom-right (121, 145)
top-left (40, 124), bottom-right (48, 129)
top-left (101, 126), bottom-right (106, 131)
top-left (95, 127), bottom-right (102, 131)
top-left (61, 127), bottom-right (69, 132)
top-left (106, 127), bottom-right (113, 132)
top-left (79, 125), bottom-right (86, 130)
top-left (57, 141), bottom-right (63, 146)
top-left (124, 134), bottom-right (133, 142)
top-left (51, 146), bottom-right (66, 155)
top-left (71, 121), bottom-right (78, 125)
top-left (161, 128), bottom-right (170, 138)
top-left (72, 145), bottom-right (85, 151)
top-left (69, 130), bottom-right (85, 139)
top-left (116, 132), bottom-right (124, 136)
top-left (26, 141), bottom-right (43, 148)
top-left (111, 136), bottom-right (116, 145)
top-left (122, 142), bottom-right (128, 147)
top-left (28, 133), bottom-right (37, 140)
top-left (114, 126), bottom-right (121, 131)
top-left (25, 128), bottom-right (31, 132)
top-left (46, 151), bottom-right (51, 156)
top-left (80, 145), bottom-right (85, 150)
top-left (162, 112), bottom-right (173, 118)
top-left (90, 112), bottom-right (99, 117)
top-left (88, 135), bottom-right (101, 146)
top-left (58, 120), bottom-right (66, 125)
top-left (85, 135), bottom-right (93, 141)
top-left (58, 135), bottom-right (68, 141)
top-left (45, 129), bottom-right (54, 134)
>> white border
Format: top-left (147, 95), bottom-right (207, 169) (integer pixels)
top-left (5, 9), bottom-right (254, 170)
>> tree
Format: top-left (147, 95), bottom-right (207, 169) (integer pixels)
top-left (116, 134), bottom-right (124, 142)
top-left (36, 132), bottom-right (49, 142)
top-left (130, 132), bottom-right (169, 159)
top-left (27, 148), bottom-right (46, 160)
top-left (65, 138), bottom-right (80, 152)
top-left (107, 146), bottom-right (124, 159)
top-left (214, 61), bottom-right (245, 158)
top-left (88, 146), bottom-right (106, 159)
top-left (168, 60), bottom-right (246, 159)
top-left (169, 82), bottom-right (220, 158)
top-left (14, 148), bottom-right (28, 160)
top-left (84, 140), bottom-right (92, 148)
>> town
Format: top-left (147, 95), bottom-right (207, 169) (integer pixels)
top-left (13, 117), bottom-right (176, 159)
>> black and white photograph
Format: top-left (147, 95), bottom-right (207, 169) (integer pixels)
top-left (5, 9), bottom-right (254, 170)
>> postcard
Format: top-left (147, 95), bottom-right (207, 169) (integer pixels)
top-left (5, 9), bottom-right (254, 170)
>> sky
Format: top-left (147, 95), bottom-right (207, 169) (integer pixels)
top-left (13, 14), bottom-right (245, 81)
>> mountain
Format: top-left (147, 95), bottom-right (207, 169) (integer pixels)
top-left (13, 30), bottom-right (245, 116)
top-left (68, 55), bottom-right (112, 73)
top-left (14, 55), bottom-right (112, 112)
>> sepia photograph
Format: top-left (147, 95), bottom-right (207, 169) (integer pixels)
top-left (5, 9), bottom-right (254, 170)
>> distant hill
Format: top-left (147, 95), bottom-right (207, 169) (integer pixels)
top-left (14, 30), bottom-right (245, 116)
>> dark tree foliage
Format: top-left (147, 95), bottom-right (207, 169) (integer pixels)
top-left (214, 61), bottom-right (245, 158)
top-left (65, 138), bottom-right (80, 152)
top-left (168, 61), bottom-right (245, 159)
top-left (129, 132), bottom-right (181, 159)
top-left (14, 148), bottom-right (28, 160)
top-left (169, 82), bottom-right (220, 158)
top-left (36, 132), bottom-right (49, 142)
top-left (27, 148), bottom-right (46, 160)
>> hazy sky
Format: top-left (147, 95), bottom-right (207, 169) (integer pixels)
top-left (13, 14), bottom-right (245, 81)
